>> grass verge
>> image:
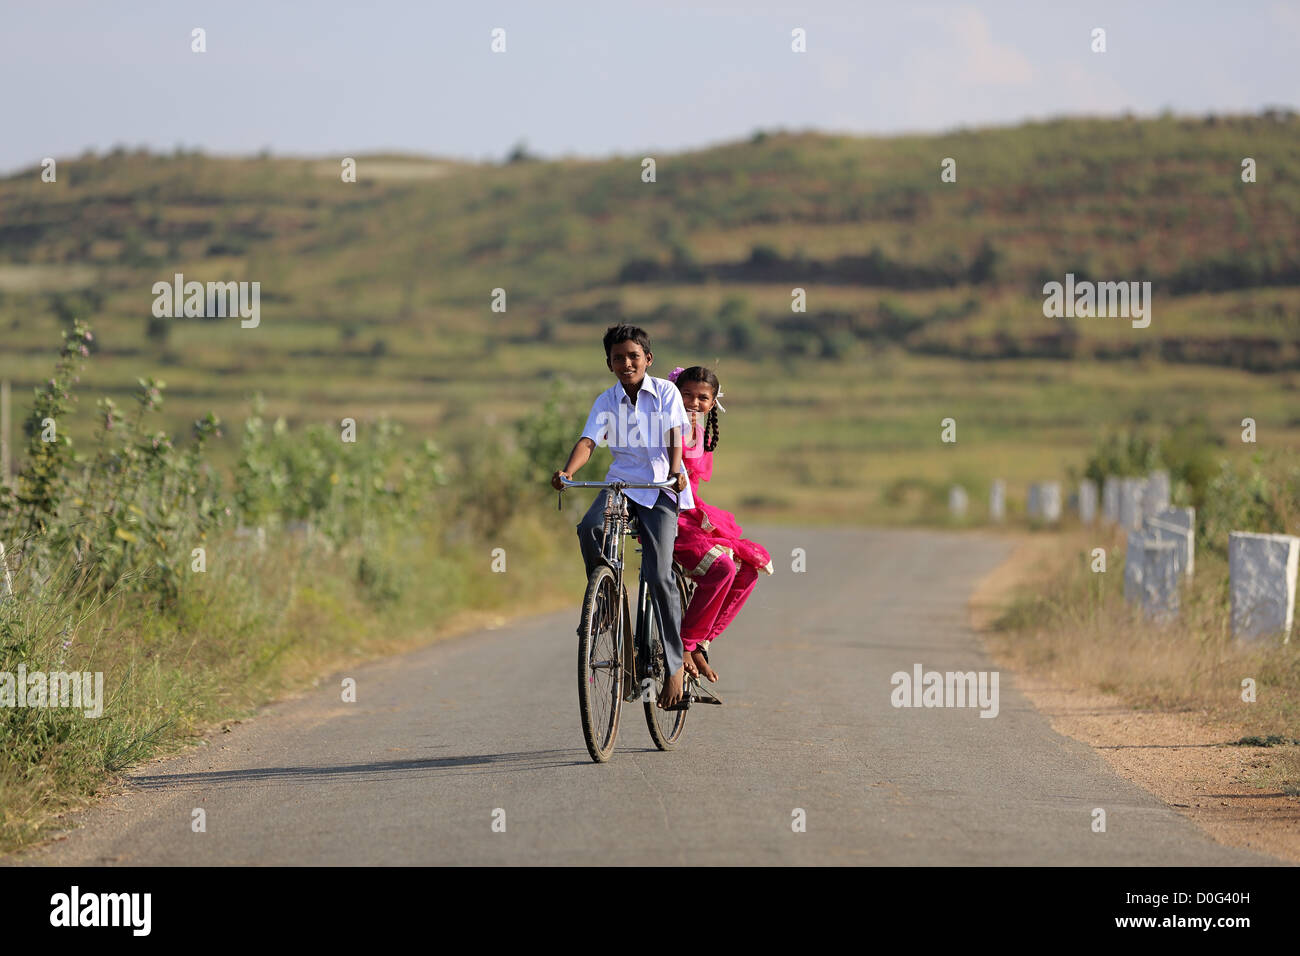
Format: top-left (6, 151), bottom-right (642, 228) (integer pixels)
top-left (973, 528), bottom-right (1300, 861)
top-left (0, 508), bottom-right (582, 855)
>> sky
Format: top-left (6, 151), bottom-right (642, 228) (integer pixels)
top-left (2, 0), bottom-right (1297, 174)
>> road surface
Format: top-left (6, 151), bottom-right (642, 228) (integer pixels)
top-left (14, 527), bottom-right (1279, 865)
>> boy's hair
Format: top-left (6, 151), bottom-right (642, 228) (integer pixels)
top-left (675, 366), bottom-right (721, 452)
top-left (602, 324), bottom-right (652, 363)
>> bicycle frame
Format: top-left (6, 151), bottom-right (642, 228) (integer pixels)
top-left (596, 486), bottom-right (638, 700)
top-left (561, 477), bottom-right (676, 702)
top-left (561, 475), bottom-right (718, 721)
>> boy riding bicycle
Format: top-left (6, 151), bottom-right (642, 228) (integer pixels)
top-left (552, 324), bottom-right (694, 708)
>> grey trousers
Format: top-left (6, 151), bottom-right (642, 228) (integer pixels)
top-left (576, 489), bottom-right (684, 679)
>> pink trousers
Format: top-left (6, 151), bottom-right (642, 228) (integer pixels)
top-left (681, 553), bottom-right (758, 652)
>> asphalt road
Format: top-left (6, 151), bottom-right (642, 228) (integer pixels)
top-left (15, 527), bottom-right (1279, 865)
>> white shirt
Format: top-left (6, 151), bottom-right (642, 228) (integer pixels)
top-left (580, 374), bottom-right (696, 512)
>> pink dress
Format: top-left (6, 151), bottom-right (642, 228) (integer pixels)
top-left (674, 422), bottom-right (773, 652)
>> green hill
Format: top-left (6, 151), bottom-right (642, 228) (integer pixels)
top-left (2, 112), bottom-right (1298, 523)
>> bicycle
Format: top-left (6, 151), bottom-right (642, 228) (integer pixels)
top-left (558, 476), bottom-right (720, 763)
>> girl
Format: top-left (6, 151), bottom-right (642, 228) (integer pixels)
top-left (669, 365), bottom-right (773, 683)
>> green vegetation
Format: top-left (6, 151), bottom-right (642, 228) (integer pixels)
top-left (1079, 422), bottom-right (1300, 560)
top-left (2, 114), bottom-right (1297, 529)
top-left (0, 325), bottom-right (589, 853)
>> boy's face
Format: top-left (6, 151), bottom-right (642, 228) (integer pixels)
top-left (607, 340), bottom-right (651, 386)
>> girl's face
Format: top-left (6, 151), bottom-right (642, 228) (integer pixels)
top-left (678, 380), bottom-right (715, 415)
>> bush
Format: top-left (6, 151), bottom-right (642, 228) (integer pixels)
top-left (0, 323), bottom-right (565, 853)
top-left (514, 380), bottom-right (590, 490)
top-left (968, 239), bottom-right (1001, 283)
top-left (1, 326), bottom-right (447, 604)
top-left (1200, 452), bottom-right (1300, 559)
top-left (618, 257), bottom-right (665, 283)
top-left (1080, 425), bottom-right (1297, 560)
top-left (1082, 430), bottom-right (1162, 485)
top-left (505, 140), bottom-right (539, 164)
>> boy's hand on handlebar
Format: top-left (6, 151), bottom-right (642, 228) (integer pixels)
top-left (671, 471), bottom-right (687, 493)
top-left (552, 470), bottom-right (570, 491)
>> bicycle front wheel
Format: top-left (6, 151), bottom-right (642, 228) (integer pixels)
top-left (578, 563), bottom-right (623, 762)
top-left (642, 595), bottom-right (687, 750)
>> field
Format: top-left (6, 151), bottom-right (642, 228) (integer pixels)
top-left (2, 113), bottom-right (1299, 526)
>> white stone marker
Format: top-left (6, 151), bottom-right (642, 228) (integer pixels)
top-left (1142, 470), bottom-right (1170, 519)
top-left (1039, 482), bottom-right (1062, 523)
top-left (1144, 518), bottom-right (1191, 580)
top-left (1140, 538), bottom-right (1181, 621)
top-left (1102, 476), bottom-right (1119, 524)
top-left (1025, 482), bottom-right (1063, 523)
top-left (1124, 530), bottom-right (1146, 603)
top-left (1118, 477), bottom-right (1148, 530)
top-left (1147, 507), bottom-right (1195, 577)
top-left (1229, 532), bottom-right (1299, 642)
top-left (989, 480), bottom-right (1006, 523)
top-left (949, 486), bottom-right (968, 519)
top-left (1025, 483), bottom-right (1061, 521)
top-left (1078, 479), bottom-right (1098, 525)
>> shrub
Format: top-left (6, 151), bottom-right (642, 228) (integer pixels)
top-left (2, 327), bottom-right (447, 604)
top-left (1199, 452), bottom-right (1300, 559)
top-left (1080, 425), bottom-right (1297, 560)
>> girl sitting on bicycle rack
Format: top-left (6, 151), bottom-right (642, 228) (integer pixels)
top-left (669, 365), bottom-right (773, 683)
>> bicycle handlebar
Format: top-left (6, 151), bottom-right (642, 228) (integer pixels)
top-left (555, 474), bottom-right (682, 512)
top-left (558, 476), bottom-right (678, 490)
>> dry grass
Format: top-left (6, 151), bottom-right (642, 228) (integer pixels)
top-left (984, 528), bottom-right (1300, 791)
top-left (0, 508), bottom-right (582, 855)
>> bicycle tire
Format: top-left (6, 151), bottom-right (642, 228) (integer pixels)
top-left (578, 563), bottom-right (623, 762)
top-left (642, 592), bottom-right (687, 750)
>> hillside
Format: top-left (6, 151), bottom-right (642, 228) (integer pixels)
top-left (2, 113), bottom-right (1298, 523)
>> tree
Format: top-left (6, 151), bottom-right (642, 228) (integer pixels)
top-left (505, 140), bottom-right (538, 164)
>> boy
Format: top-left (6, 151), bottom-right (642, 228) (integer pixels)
top-left (552, 324), bottom-right (694, 708)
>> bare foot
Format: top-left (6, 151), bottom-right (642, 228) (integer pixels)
top-left (683, 654), bottom-right (699, 679)
top-left (659, 667), bottom-right (684, 708)
top-left (690, 650), bottom-right (718, 683)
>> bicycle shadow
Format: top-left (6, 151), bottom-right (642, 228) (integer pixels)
top-left (125, 749), bottom-right (599, 791)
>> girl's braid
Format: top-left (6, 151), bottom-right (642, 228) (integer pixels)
top-left (705, 406), bottom-right (720, 452)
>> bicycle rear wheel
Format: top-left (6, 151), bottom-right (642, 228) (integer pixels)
top-left (642, 595), bottom-right (687, 750)
top-left (578, 564), bottom-right (623, 762)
